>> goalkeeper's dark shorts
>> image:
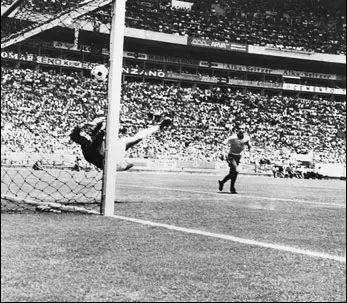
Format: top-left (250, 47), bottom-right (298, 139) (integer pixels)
top-left (227, 153), bottom-right (241, 166)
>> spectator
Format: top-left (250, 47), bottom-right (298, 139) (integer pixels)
top-left (1, 66), bottom-right (346, 166)
top-left (2, 0), bottom-right (345, 55)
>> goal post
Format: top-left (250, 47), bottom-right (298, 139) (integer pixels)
top-left (101, 0), bottom-right (127, 216)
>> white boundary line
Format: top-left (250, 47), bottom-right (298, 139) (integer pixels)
top-left (118, 184), bottom-right (346, 208)
top-left (110, 214), bottom-right (346, 263)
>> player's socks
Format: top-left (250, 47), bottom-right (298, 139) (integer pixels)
top-left (218, 180), bottom-right (224, 191)
top-left (131, 118), bottom-right (172, 141)
top-left (133, 125), bottom-right (161, 140)
top-left (230, 172), bottom-right (239, 193)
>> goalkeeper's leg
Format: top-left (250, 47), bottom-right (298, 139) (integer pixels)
top-left (123, 117), bottom-right (172, 150)
top-left (114, 117), bottom-right (172, 171)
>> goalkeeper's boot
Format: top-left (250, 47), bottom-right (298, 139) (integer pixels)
top-left (117, 161), bottom-right (134, 172)
top-left (159, 117), bottom-right (173, 131)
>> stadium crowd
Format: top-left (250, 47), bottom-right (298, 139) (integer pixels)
top-left (126, 0), bottom-right (346, 55)
top-left (1, 67), bottom-right (346, 167)
top-left (1, 0), bottom-right (346, 55)
top-left (1, 0), bottom-right (81, 14)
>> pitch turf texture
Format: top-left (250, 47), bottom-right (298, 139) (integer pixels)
top-left (1, 171), bottom-right (346, 302)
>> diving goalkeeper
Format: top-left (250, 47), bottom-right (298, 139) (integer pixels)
top-left (69, 116), bottom-right (172, 171)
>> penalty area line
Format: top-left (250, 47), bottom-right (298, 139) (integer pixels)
top-left (109, 214), bottom-right (346, 263)
top-left (118, 184), bottom-right (346, 208)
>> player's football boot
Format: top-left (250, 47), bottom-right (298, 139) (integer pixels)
top-left (230, 187), bottom-right (238, 194)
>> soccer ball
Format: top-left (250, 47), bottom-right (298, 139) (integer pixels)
top-left (91, 65), bottom-right (109, 82)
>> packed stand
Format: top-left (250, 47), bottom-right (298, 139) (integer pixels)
top-left (1, 0), bottom-right (83, 42)
top-left (1, 67), bottom-right (346, 166)
top-left (125, 0), bottom-right (346, 55)
top-left (1, 0), bottom-right (346, 54)
top-left (1, 0), bottom-right (82, 15)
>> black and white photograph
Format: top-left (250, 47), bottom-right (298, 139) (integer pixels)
top-left (1, 0), bottom-right (346, 301)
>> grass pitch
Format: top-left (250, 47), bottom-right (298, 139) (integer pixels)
top-left (1, 172), bottom-right (346, 302)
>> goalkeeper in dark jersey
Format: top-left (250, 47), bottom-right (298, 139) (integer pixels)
top-left (69, 117), bottom-right (172, 171)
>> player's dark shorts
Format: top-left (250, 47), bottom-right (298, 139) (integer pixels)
top-left (227, 154), bottom-right (241, 166)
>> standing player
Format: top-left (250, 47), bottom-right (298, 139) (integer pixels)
top-left (69, 116), bottom-right (172, 171)
top-left (218, 124), bottom-right (252, 194)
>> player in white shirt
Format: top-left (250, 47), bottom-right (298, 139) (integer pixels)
top-left (218, 124), bottom-right (252, 194)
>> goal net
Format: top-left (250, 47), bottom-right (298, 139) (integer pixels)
top-left (1, 0), bottom-right (117, 214)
